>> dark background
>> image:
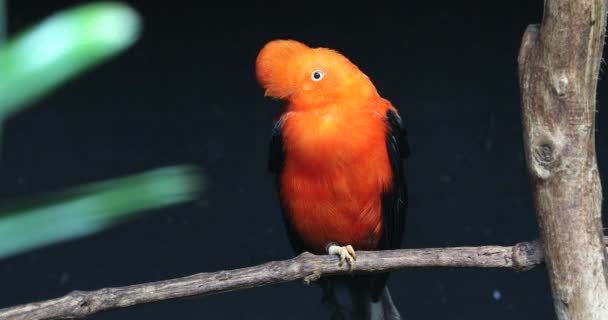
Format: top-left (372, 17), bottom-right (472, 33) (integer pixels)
top-left (1, 1), bottom-right (605, 319)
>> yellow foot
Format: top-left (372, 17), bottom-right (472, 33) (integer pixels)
top-left (327, 244), bottom-right (357, 271)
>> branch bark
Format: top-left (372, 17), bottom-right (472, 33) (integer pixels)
top-left (0, 240), bottom-right (545, 320)
top-left (518, 0), bottom-right (608, 319)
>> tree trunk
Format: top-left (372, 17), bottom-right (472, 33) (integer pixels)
top-left (518, 0), bottom-right (608, 319)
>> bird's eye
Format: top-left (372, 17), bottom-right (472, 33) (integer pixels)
top-left (311, 70), bottom-right (324, 81)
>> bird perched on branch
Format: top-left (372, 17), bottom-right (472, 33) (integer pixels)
top-left (256, 39), bottom-right (409, 320)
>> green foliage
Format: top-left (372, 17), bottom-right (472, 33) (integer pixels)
top-left (0, 165), bottom-right (203, 259)
top-left (0, 2), bottom-right (204, 259)
top-left (0, 2), bottom-right (141, 118)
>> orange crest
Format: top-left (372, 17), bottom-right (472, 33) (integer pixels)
top-left (255, 39), bottom-right (376, 108)
top-left (255, 40), bottom-right (312, 99)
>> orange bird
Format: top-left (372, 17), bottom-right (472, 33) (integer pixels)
top-left (256, 39), bottom-right (409, 320)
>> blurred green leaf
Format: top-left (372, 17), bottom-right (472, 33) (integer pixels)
top-left (0, 165), bottom-right (204, 259)
top-left (0, 2), bottom-right (141, 119)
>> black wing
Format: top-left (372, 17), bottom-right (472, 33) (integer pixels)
top-left (268, 117), bottom-right (307, 255)
top-left (380, 108), bottom-right (409, 250)
top-left (369, 108), bottom-right (409, 301)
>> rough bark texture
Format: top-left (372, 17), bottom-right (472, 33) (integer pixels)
top-left (0, 241), bottom-right (544, 320)
top-left (518, 0), bottom-right (608, 319)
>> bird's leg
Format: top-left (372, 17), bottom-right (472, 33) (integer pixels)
top-left (326, 242), bottom-right (357, 271)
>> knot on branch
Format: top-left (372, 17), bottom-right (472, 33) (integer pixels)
top-left (535, 142), bottom-right (554, 164)
top-left (512, 240), bottom-right (543, 271)
top-left (530, 134), bottom-right (563, 179)
top-left (67, 290), bottom-right (97, 317)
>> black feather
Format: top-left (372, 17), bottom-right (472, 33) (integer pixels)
top-left (368, 109), bottom-right (409, 301)
top-left (380, 108), bottom-right (409, 251)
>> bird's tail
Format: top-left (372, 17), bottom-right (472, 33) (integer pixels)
top-left (321, 277), bottom-right (402, 320)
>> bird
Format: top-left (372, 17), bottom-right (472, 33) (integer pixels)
top-left (256, 39), bottom-right (409, 320)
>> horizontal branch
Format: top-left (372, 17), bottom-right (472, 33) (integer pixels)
top-left (0, 240), bottom-right (546, 320)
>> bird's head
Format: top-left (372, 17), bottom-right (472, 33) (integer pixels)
top-left (255, 39), bottom-right (376, 107)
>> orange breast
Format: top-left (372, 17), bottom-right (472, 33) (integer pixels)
top-left (279, 103), bottom-right (393, 253)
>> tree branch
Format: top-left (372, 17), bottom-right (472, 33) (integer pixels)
top-left (518, 0), bottom-right (608, 319)
top-left (0, 240), bottom-right (545, 320)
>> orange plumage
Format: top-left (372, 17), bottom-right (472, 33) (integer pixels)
top-left (256, 39), bottom-right (399, 253)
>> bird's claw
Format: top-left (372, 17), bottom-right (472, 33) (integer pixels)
top-left (327, 244), bottom-right (357, 271)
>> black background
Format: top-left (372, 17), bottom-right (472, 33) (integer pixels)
top-left (1, 1), bottom-right (605, 319)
